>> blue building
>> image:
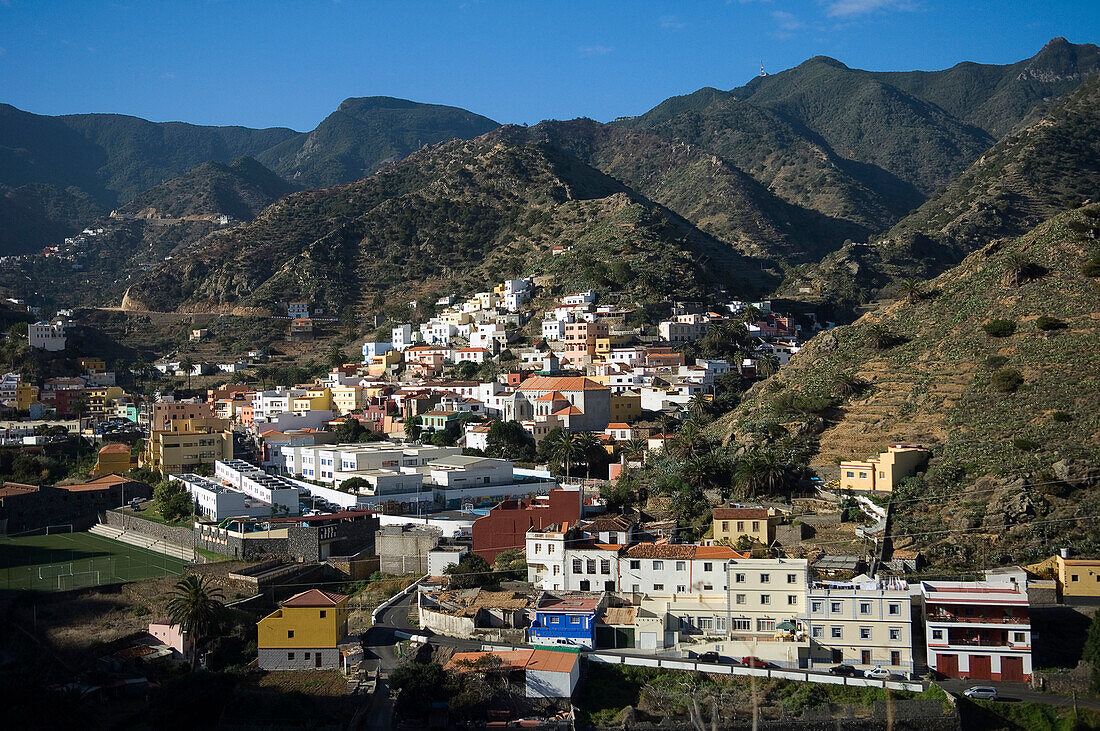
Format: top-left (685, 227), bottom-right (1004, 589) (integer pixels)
top-left (529, 591), bottom-right (604, 650)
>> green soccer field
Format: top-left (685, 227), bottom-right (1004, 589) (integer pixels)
top-left (0, 530), bottom-right (191, 592)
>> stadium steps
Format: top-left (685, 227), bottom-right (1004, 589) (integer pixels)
top-left (89, 523), bottom-right (196, 562)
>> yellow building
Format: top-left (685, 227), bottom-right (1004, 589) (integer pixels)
top-left (257, 589), bottom-right (350, 670)
top-left (291, 387), bottom-right (332, 413)
top-left (142, 416), bottom-right (232, 475)
top-left (86, 386), bottom-right (125, 418)
top-left (712, 507), bottom-right (779, 546)
top-left (92, 443), bottom-right (135, 476)
top-left (367, 349), bottom-right (402, 378)
top-left (839, 445), bottom-right (929, 493)
top-left (609, 391), bottom-right (641, 423)
top-left (1056, 555), bottom-right (1100, 599)
top-left (79, 357), bottom-right (107, 372)
top-left (594, 334), bottom-right (633, 359)
top-left (440, 310), bottom-right (472, 326)
top-left (15, 383), bottom-right (39, 411)
top-left (330, 385), bottom-right (365, 416)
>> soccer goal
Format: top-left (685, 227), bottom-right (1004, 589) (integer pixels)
top-left (45, 524), bottom-right (74, 534)
top-left (39, 562), bottom-right (74, 580)
top-left (58, 571), bottom-right (100, 591)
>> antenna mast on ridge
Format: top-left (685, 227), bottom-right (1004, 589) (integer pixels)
top-left (759, 61), bottom-right (767, 77)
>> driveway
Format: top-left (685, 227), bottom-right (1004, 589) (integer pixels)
top-left (938, 679), bottom-right (1100, 710)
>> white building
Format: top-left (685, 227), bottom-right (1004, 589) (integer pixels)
top-left (805, 577), bottom-right (914, 677)
top-left (541, 320), bottom-right (566, 341)
top-left (392, 324), bottom-right (414, 351)
top-left (175, 473), bottom-right (272, 521)
top-left (428, 544), bottom-right (469, 576)
top-left (28, 321), bottom-right (67, 351)
top-left (214, 459), bottom-right (299, 515)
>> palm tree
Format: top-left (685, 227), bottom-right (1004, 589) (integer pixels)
top-left (1002, 253), bottom-right (1047, 287)
top-left (897, 278), bottom-right (923, 304)
top-left (755, 353), bottom-right (781, 379)
top-left (733, 448), bottom-right (793, 499)
top-left (622, 438), bottom-right (648, 466)
top-left (167, 574), bottom-right (225, 669)
top-left (864, 324), bottom-right (897, 351)
top-left (179, 356), bottom-right (195, 392)
top-left (574, 431), bottom-right (604, 479)
top-left (832, 372), bottom-right (870, 399)
top-left (546, 430), bottom-right (582, 480)
top-left (669, 421), bottom-right (712, 461)
top-left (687, 393), bottom-right (712, 420)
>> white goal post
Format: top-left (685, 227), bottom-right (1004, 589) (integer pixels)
top-left (58, 571), bottom-right (99, 590)
top-left (45, 524), bottom-right (74, 534)
top-left (39, 563), bottom-right (74, 580)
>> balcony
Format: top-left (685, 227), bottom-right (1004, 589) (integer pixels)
top-left (926, 612), bottom-right (1029, 626)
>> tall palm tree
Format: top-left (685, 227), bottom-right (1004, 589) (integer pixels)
top-left (622, 438), bottom-right (648, 466)
top-left (687, 392), bottom-right (712, 420)
top-left (755, 354), bottom-right (781, 379)
top-left (897, 278), bottom-right (923, 304)
top-left (546, 430), bottom-right (582, 480)
top-left (178, 356), bottom-right (195, 392)
top-left (670, 421), bottom-right (712, 461)
top-left (574, 431), bottom-right (604, 479)
top-left (734, 448), bottom-right (792, 499)
top-left (167, 574), bottom-right (225, 669)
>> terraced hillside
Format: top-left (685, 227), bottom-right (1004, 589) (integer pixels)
top-left (715, 206), bottom-right (1100, 563)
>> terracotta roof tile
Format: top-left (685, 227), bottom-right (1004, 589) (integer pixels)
top-left (281, 588), bottom-right (348, 607)
top-left (713, 507), bottom-right (769, 520)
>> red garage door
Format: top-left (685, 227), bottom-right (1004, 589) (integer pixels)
top-left (968, 655), bottom-right (992, 681)
top-left (937, 654), bottom-right (958, 678)
top-left (1001, 656), bottom-right (1024, 682)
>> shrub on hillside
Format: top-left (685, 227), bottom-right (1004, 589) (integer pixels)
top-left (1035, 316), bottom-right (1067, 331)
top-left (991, 368), bottom-right (1024, 393)
top-left (1052, 411), bottom-right (1074, 423)
top-left (984, 355), bottom-right (1009, 369)
top-left (982, 319), bottom-right (1017, 337)
top-left (1013, 437), bottom-right (1040, 451)
top-left (1082, 256), bottom-right (1100, 277)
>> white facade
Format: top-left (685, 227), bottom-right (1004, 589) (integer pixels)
top-left (805, 577), bottom-right (914, 676)
top-left (427, 545), bottom-right (468, 576)
top-left (392, 324), bottom-right (414, 351)
top-left (176, 473), bottom-right (271, 521)
top-left (29, 321), bottom-right (66, 351)
top-left (541, 320), bottom-right (566, 341)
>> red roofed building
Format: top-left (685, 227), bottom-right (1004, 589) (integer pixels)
top-left (505, 376), bottom-right (611, 432)
top-left (257, 588), bottom-right (350, 670)
top-left (472, 487), bottom-right (583, 562)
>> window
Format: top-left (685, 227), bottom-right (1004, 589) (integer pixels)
top-left (788, 595), bottom-right (798, 605)
top-left (571, 558), bottom-right (583, 573)
top-left (787, 573), bottom-right (798, 584)
top-left (703, 584), bottom-right (713, 591)
top-left (811, 625), bottom-right (824, 639)
top-left (548, 616), bottom-right (559, 624)
top-left (1071, 574), bottom-right (1080, 582)
top-left (697, 616), bottom-right (714, 631)
top-left (831, 601), bottom-right (842, 613)
top-left (677, 585), bottom-right (686, 593)
top-left (675, 561), bottom-right (686, 571)
top-left (860, 627), bottom-right (872, 640)
top-left (715, 616), bottom-right (727, 632)
top-left (1013, 632), bottom-right (1026, 643)
top-left (735, 573), bottom-right (746, 583)
top-left (736, 521), bottom-right (744, 532)
top-left (879, 471), bottom-right (885, 478)
top-left (288, 652), bottom-right (295, 660)
top-left (704, 562), bottom-right (713, 572)
top-left (304, 652), bottom-right (311, 660)
top-left (760, 573), bottom-right (770, 583)
top-left (860, 602), bottom-right (872, 615)
top-left (548, 544), bottom-right (555, 553)
top-left (752, 521), bottom-right (760, 531)
top-left (733, 618), bottom-right (751, 631)
top-left (757, 619), bottom-right (776, 632)
top-left (630, 560), bottom-right (641, 570)
top-left (601, 559), bottom-right (611, 574)
top-left (587, 559), bottom-right (597, 574)
top-left (553, 565), bottom-right (560, 575)
top-left (859, 472), bottom-right (867, 478)
top-left (653, 584), bottom-right (664, 591)
top-left (320, 610), bottom-right (326, 618)
top-left (288, 630), bottom-right (294, 639)
top-left (846, 471), bottom-right (854, 478)
top-left (736, 594), bottom-right (747, 605)
top-left (760, 594), bottom-right (771, 605)
top-left (889, 628), bottom-right (902, 641)
top-left (931, 629), bottom-right (943, 640)
top-left (632, 584), bottom-right (640, 592)
top-left (811, 601), bottom-right (823, 613)
top-left (831, 626), bottom-right (843, 639)
top-left (721, 521), bottom-right (729, 531)
top-left (888, 603), bottom-right (901, 616)
top-left (890, 651), bottom-right (901, 666)
top-left (653, 560), bottom-right (664, 570)
top-left (535, 543), bottom-right (542, 554)
top-left (570, 616), bottom-right (581, 624)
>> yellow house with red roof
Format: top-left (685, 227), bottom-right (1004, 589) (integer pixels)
top-left (257, 589), bottom-right (350, 670)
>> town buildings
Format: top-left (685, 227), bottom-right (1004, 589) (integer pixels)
top-left (840, 445), bottom-right (930, 493)
top-left (804, 576), bottom-right (914, 676)
top-left (257, 589), bottom-right (350, 670)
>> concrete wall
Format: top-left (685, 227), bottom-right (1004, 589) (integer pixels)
top-left (258, 647), bottom-right (339, 671)
top-left (105, 509), bottom-right (194, 547)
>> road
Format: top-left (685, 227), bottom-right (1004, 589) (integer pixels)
top-left (368, 593), bottom-right (1100, 717)
top-left (938, 678), bottom-right (1100, 710)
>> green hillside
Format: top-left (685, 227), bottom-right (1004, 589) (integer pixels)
top-left (714, 206), bottom-right (1100, 565)
top-left (256, 96), bottom-right (500, 189)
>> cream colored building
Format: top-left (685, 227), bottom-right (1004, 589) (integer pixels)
top-left (804, 577), bottom-right (915, 677)
top-left (330, 385), bottom-right (365, 416)
top-left (712, 507), bottom-right (780, 546)
top-left (839, 445), bottom-right (929, 493)
top-left (1056, 555), bottom-right (1100, 600)
top-left (143, 417), bottom-right (233, 475)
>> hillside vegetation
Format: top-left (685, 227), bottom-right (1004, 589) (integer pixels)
top-left (121, 131), bottom-right (763, 315)
top-left (715, 206), bottom-right (1100, 564)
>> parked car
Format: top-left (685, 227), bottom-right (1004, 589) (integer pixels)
top-left (863, 667), bottom-right (892, 680)
top-left (829, 664), bottom-right (859, 677)
top-left (740, 656), bottom-right (770, 668)
top-left (697, 652), bottom-right (721, 664)
top-left (963, 686), bottom-right (998, 700)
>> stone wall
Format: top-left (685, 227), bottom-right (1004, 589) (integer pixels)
top-left (106, 509), bottom-right (194, 547)
top-left (258, 647), bottom-right (339, 671)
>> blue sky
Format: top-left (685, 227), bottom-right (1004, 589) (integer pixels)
top-left (2, 1), bottom-right (1098, 132)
